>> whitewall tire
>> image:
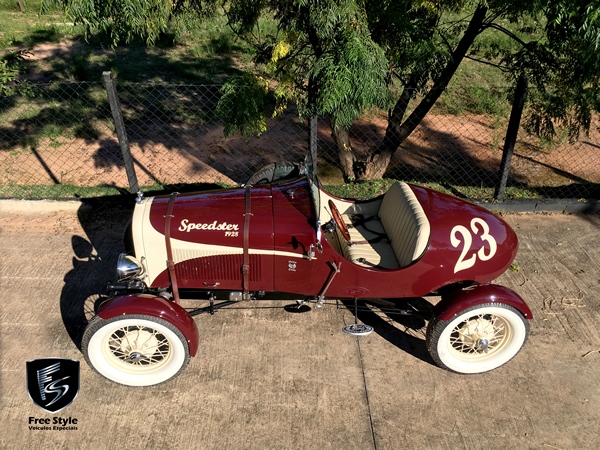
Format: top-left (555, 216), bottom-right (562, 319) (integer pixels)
top-left (426, 303), bottom-right (529, 374)
top-left (83, 315), bottom-right (191, 386)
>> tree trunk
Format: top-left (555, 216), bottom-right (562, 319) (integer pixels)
top-left (331, 125), bottom-right (356, 181)
top-left (359, 83), bottom-right (415, 180)
top-left (353, 3), bottom-right (490, 181)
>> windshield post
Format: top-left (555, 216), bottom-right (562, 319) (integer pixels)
top-left (305, 148), bottom-right (323, 254)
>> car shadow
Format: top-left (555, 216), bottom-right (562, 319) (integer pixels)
top-left (60, 187), bottom-right (227, 350)
top-left (59, 199), bottom-right (134, 350)
top-left (339, 298), bottom-right (438, 368)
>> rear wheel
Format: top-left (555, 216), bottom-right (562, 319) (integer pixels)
top-left (426, 303), bottom-right (529, 374)
top-left (83, 314), bottom-right (190, 386)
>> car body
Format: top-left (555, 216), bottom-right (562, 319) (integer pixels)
top-left (83, 158), bottom-right (532, 386)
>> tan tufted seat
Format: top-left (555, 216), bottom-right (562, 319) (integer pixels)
top-left (338, 182), bottom-right (430, 269)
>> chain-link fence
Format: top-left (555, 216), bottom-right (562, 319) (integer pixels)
top-left (0, 80), bottom-right (308, 198)
top-left (1, 79), bottom-right (599, 202)
top-left (0, 81), bottom-right (114, 197)
top-left (315, 85), bottom-right (600, 201)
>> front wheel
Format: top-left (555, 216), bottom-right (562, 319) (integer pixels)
top-left (426, 303), bottom-right (529, 374)
top-left (83, 314), bottom-right (191, 386)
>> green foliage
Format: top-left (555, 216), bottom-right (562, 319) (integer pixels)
top-left (216, 72), bottom-right (269, 137)
top-left (227, 0), bottom-right (392, 129)
top-left (461, 0), bottom-right (600, 142)
top-left (0, 50), bottom-right (36, 97)
top-left (524, 0), bottom-right (600, 141)
top-left (307, 26), bottom-right (390, 129)
top-left (41, 0), bottom-right (600, 166)
top-left (41, 0), bottom-right (175, 46)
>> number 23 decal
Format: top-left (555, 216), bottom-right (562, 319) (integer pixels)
top-left (451, 218), bottom-right (497, 273)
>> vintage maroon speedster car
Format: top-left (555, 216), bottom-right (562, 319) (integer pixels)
top-left (83, 157), bottom-right (532, 386)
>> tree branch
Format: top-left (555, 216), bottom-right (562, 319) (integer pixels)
top-left (487, 23), bottom-right (531, 49)
top-left (464, 55), bottom-right (509, 71)
top-left (375, 2), bottom-right (490, 168)
top-left (438, 30), bottom-right (454, 53)
top-left (482, 5), bottom-right (511, 26)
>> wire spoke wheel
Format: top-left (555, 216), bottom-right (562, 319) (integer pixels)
top-left (447, 313), bottom-right (511, 361)
top-left (83, 315), bottom-right (191, 386)
top-left (105, 325), bottom-right (173, 373)
top-left (426, 303), bottom-right (529, 374)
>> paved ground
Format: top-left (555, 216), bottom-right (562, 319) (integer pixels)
top-left (1, 204), bottom-right (599, 449)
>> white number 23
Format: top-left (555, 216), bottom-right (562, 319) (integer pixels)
top-left (450, 218), bottom-right (497, 273)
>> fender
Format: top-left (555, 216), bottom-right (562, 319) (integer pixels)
top-left (97, 294), bottom-right (200, 357)
top-left (433, 284), bottom-right (533, 321)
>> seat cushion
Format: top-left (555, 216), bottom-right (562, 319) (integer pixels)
top-left (345, 215), bottom-right (386, 242)
top-left (338, 215), bottom-right (399, 269)
top-left (341, 239), bottom-right (401, 270)
top-left (378, 182), bottom-right (430, 267)
top-left (335, 182), bottom-right (430, 270)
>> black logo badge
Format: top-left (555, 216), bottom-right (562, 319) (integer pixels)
top-left (27, 359), bottom-right (80, 413)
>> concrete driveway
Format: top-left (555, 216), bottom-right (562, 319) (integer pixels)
top-left (1, 203), bottom-right (599, 449)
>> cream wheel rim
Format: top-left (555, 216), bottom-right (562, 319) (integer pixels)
top-left (447, 313), bottom-right (513, 362)
top-left (102, 324), bottom-right (174, 374)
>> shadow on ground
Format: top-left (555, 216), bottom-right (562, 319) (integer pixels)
top-left (340, 298), bottom-right (437, 368)
top-left (58, 188), bottom-right (220, 349)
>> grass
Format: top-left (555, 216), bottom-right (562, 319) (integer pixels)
top-left (0, 183), bottom-right (125, 199)
top-left (323, 178), bottom-right (599, 201)
top-left (0, 0), bottom-right (70, 48)
top-left (433, 61), bottom-right (511, 118)
top-left (1, 4), bottom-right (254, 84)
top-left (0, 180), bottom-right (238, 199)
top-left (3, 178), bottom-right (597, 201)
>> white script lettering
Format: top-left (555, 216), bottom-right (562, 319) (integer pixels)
top-left (178, 219), bottom-right (239, 233)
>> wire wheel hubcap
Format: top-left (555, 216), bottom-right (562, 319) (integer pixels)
top-left (103, 325), bottom-right (173, 374)
top-left (448, 314), bottom-right (512, 361)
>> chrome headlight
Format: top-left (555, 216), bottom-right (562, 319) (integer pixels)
top-left (116, 253), bottom-right (144, 281)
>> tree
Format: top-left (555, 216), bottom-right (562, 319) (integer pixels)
top-left (44, 0), bottom-right (600, 181)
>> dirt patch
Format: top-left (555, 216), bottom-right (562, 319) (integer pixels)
top-left (318, 112), bottom-right (600, 189)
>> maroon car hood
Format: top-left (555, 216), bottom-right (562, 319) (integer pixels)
top-left (409, 184), bottom-right (518, 292)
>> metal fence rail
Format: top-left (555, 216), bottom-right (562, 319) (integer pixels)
top-left (1, 79), bottom-right (598, 201)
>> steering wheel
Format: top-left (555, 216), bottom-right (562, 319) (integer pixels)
top-left (328, 200), bottom-right (351, 242)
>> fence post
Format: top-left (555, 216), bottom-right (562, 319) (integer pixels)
top-left (308, 115), bottom-right (318, 173)
top-left (494, 75), bottom-right (528, 201)
top-left (103, 71), bottom-right (139, 194)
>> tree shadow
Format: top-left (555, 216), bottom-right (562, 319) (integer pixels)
top-left (1, 28), bottom-right (317, 193)
top-left (8, 26), bottom-right (65, 49)
top-left (316, 118), bottom-right (516, 189)
top-left (2, 25), bottom-right (598, 200)
top-left (316, 116), bottom-right (599, 200)
top-left (17, 29), bottom-right (242, 85)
